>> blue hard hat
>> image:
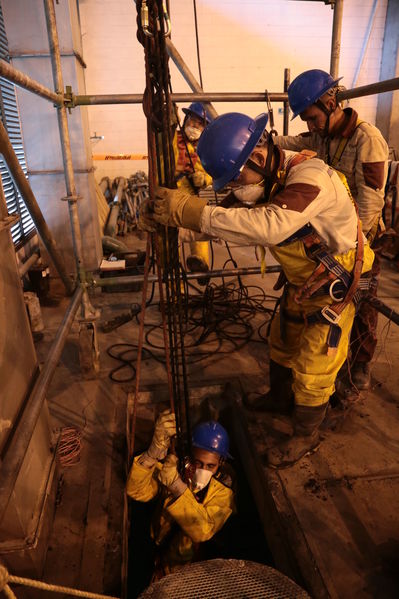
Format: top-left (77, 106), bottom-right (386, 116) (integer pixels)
top-left (197, 112), bottom-right (269, 192)
top-left (182, 102), bottom-right (213, 124)
top-left (192, 421), bottom-right (231, 459)
top-left (288, 69), bottom-right (343, 120)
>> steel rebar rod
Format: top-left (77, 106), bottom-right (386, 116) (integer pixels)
top-left (0, 118), bottom-right (74, 294)
top-left (74, 91), bottom-right (288, 106)
top-left (337, 77), bottom-right (399, 101)
top-left (92, 264), bottom-right (282, 287)
top-left (44, 0), bottom-right (94, 316)
top-left (0, 58), bottom-right (62, 104)
top-left (330, 0), bottom-right (344, 79)
top-left (0, 286), bottom-right (83, 525)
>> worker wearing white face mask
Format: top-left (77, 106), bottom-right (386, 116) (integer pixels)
top-left (143, 112), bottom-right (375, 469)
top-left (172, 103), bottom-right (213, 281)
top-left (127, 412), bottom-right (234, 575)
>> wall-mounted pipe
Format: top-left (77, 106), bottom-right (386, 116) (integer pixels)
top-left (0, 286), bottom-right (83, 525)
top-left (0, 58), bottom-right (62, 105)
top-left (330, 0), bottom-right (344, 79)
top-left (0, 118), bottom-right (74, 294)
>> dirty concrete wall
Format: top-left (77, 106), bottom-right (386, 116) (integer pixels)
top-left (2, 0), bottom-right (102, 273)
top-left (78, 0), bottom-right (388, 181)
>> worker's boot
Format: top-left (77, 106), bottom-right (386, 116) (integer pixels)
top-left (186, 254), bottom-right (210, 286)
top-left (267, 403), bottom-right (327, 468)
top-left (244, 360), bottom-right (294, 414)
top-left (351, 362), bottom-right (371, 390)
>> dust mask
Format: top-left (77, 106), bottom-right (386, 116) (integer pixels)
top-left (233, 181), bottom-right (265, 206)
top-left (185, 125), bottom-right (202, 142)
top-left (190, 468), bottom-right (213, 493)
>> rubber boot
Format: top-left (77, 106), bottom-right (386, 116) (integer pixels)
top-left (244, 360), bottom-right (294, 414)
top-left (351, 362), bottom-right (371, 390)
top-left (267, 403), bottom-right (328, 468)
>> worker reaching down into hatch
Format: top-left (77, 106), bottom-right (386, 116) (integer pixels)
top-left (140, 112), bottom-right (375, 468)
top-left (126, 409), bottom-right (234, 578)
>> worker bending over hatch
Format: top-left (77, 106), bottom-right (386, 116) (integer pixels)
top-left (142, 111), bottom-right (375, 468)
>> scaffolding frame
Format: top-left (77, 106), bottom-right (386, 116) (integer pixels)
top-left (0, 0), bottom-right (398, 527)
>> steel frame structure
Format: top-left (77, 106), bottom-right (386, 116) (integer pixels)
top-left (0, 0), bottom-right (397, 526)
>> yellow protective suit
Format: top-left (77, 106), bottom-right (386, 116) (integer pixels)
top-left (173, 131), bottom-right (212, 269)
top-left (269, 240), bottom-right (374, 407)
top-left (126, 454), bottom-right (234, 570)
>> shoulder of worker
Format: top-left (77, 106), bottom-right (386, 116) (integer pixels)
top-left (214, 464), bottom-right (235, 490)
top-left (274, 131), bottom-right (319, 152)
top-left (340, 108), bottom-right (389, 156)
top-left (283, 150), bottom-right (331, 185)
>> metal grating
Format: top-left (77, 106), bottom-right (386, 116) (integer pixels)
top-left (0, 3), bottom-right (34, 246)
top-left (138, 559), bottom-right (310, 599)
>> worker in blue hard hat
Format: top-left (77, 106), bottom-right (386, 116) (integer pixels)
top-left (141, 111), bottom-right (375, 468)
top-left (172, 102), bottom-right (214, 282)
top-left (126, 409), bottom-right (234, 577)
top-left (275, 69), bottom-right (389, 394)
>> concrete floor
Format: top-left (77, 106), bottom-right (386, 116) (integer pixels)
top-left (30, 232), bottom-right (399, 598)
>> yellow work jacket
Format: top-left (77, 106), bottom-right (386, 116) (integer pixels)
top-left (126, 455), bottom-right (234, 567)
top-left (173, 131), bottom-right (212, 194)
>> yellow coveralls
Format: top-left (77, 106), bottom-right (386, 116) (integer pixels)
top-left (126, 454), bottom-right (234, 571)
top-left (173, 131), bottom-right (212, 268)
top-left (198, 150), bottom-right (375, 408)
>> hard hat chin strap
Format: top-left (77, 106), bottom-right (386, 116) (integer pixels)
top-left (315, 98), bottom-right (334, 137)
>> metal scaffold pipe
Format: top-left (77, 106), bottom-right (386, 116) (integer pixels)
top-left (0, 118), bottom-right (74, 294)
top-left (165, 37), bottom-right (218, 119)
top-left (43, 0), bottom-right (94, 315)
top-left (330, 0), bottom-right (344, 79)
top-left (0, 286), bottom-right (83, 525)
top-left (74, 91), bottom-right (288, 106)
top-left (337, 77), bottom-right (399, 101)
top-left (0, 58), bottom-right (62, 105)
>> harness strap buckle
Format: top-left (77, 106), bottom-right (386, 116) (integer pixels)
top-left (321, 305), bottom-right (342, 324)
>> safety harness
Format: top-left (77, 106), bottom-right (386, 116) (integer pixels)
top-left (271, 149), bottom-right (369, 353)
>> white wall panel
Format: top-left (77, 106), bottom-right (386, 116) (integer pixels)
top-left (79, 0), bottom-right (388, 180)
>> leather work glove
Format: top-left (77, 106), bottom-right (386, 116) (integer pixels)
top-left (158, 453), bottom-right (187, 497)
top-left (189, 171), bottom-right (207, 189)
top-left (153, 186), bottom-right (207, 232)
top-left (138, 198), bottom-right (157, 233)
top-left (147, 409), bottom-right (176, 460)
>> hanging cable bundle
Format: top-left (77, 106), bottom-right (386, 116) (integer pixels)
top-left (136, 0), bottom-right (191, 463)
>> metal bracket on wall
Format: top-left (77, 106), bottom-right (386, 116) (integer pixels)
top-left (0, 214), bottom-right (20, 233)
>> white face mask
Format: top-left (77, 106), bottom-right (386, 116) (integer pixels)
top-left (233, 182), bottom-right (265, 206)
top-left (185, 125), bottom-right (202, 142)
top-left (189, 468), bottom-right (213, 493)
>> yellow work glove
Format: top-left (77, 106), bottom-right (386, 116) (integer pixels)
top-left (147, 409), bottom-right (176, 460)
top-left (153, 186), bottom-right (208, 232)
top-left (158, 453), bottom-right (187, 497)
top-left (190, 171), bottom-right (207, 189)
top-left (138, 198), bottom-right (157, 233)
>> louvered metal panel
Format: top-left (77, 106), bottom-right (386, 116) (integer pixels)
top-left (0, 4), bottom-right (34, 245)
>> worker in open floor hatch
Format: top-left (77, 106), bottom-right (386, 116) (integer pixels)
top-left (126, 410), bottom-right (234, 577)
top-left (173, 102), bottom-right (214, 283)
top-left (275, 69), bottom-right (389, 392)
top-left (142, 111), bottom-right (375, 468)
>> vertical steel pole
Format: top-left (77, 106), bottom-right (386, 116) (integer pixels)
top-left (330, 0), bottom-right (344, 79)
top-left (43, 0), bottom-right (95, 317)
top-left (283, 68), bottom-right (290, 135)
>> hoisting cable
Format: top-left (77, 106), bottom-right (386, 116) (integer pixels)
top-left (136, 0), bottom-right (191, 459)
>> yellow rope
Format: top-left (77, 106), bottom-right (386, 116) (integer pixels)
top-left (0, 564), bottom-right (119, 599)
